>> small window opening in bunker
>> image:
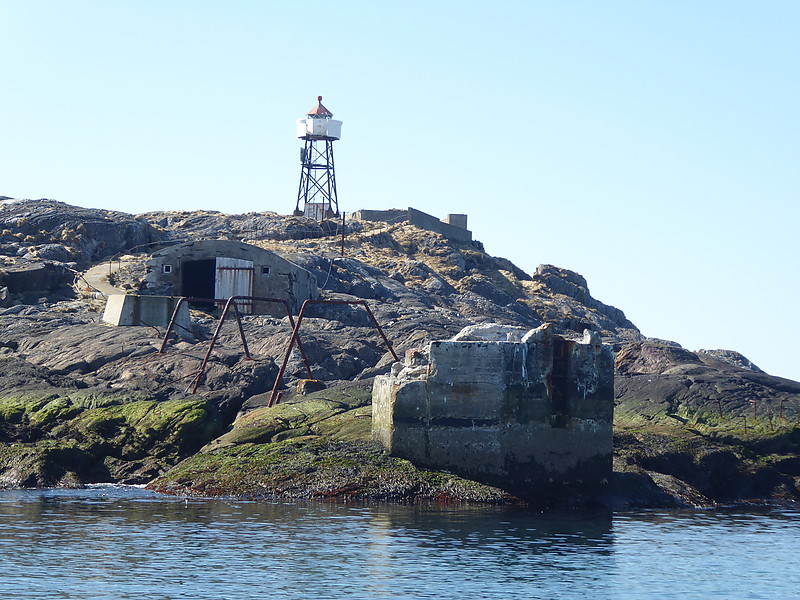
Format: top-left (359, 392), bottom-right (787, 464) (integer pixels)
top-left (162, 264), bottom-right (173, 274)
top-left (181, 259), bottom-right (216, 310)
top-left (261, 267), bottom-right (270, 275)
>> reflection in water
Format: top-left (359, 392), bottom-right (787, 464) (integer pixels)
top-left (0, 486), bottom-right (797, 599)
top-left (363, 505), bottom-right (614, 599)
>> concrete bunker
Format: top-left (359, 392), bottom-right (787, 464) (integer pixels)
top-left (372, 324), bottom-right (615, 498)
top-left (144, 240), bottom-right (318, 315)
top-left (351, 207), bottom-right (472, 242)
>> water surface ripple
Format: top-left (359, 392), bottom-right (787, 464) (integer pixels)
top-left (0, 486), bottom-right (796, 599)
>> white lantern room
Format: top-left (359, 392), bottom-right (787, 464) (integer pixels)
top-left (296, 96), bottom-right (342, 140)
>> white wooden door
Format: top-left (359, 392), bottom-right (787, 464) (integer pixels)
top-left (215, 257), bottom-right (253, 313)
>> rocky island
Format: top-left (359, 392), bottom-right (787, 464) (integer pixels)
top-left (0, 197), bottom-right (798, 508)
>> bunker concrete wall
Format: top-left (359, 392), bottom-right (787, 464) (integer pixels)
top-left (443, 213), bottom-right (468, 229)
top-left (352, 207), bottom-right (473, 242)
top-left (372, 326), bottom-right (614, 494)
top-left (351, 209), bottom-right (408, 225)
top-left (406, 208), bottom-right (473, 242)
top-left (102, 294), bottom-right (191, 333)
top-left (144, 240), bottom-right (318, 315)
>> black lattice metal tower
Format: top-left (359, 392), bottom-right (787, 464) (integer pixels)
top-left (294, 96), bottom-right (342, 219)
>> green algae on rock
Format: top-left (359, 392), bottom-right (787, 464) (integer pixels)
top-left (149, 437), bottom-right (515, 503)
top-left (149, 384), bottom-right (517, 504)
top-left (0, 393), bottom-right (222, 487)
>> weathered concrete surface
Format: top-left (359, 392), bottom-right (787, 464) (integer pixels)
top-left (144, 240), bottom-right (318, 314)
top-left (102, 294), bottom-right (191, 331)
top-left (450, 322), bottom-right (530, 342)
top-left (352, 207), bottom-right (473, 242)
top-left (373, 325), bottom-right (615, 499)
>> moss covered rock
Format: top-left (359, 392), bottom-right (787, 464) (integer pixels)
top-left (150, 437), bottom-right (515, 503)
top-left (0, 392), bottom-right (222, 487)
top-left (613, 404), bottom-right (800, 505)
top-left (150, 383), bottom-right (516, 504)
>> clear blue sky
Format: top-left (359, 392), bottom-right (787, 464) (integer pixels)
top-left (2, 1), bottom-right (798, 380)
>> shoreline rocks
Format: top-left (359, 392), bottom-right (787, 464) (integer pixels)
top-left (0, 197), bottom-right (796, 507)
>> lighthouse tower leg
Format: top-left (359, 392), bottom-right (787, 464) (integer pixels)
top-left (295, 139), bottom-right (338, 218)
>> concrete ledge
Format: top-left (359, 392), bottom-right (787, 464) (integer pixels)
top-left (103, 294), bottom-right (191, 334)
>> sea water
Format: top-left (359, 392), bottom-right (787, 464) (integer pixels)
top-left (0, 485), bottom-right (797, 599)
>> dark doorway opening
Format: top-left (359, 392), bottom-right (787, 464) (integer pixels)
top-left (182, 259), bottom-right (215, 310)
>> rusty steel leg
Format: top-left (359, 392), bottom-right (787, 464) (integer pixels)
top-left (358, 300), bottom-right (399, 362)
top-left (158, 296), bottom-right (318, 395)
top-left (280, 302), bottom-right (313, 379)
top-left (308, 299), bottom-right (398, 361)
top-left (159, 296), bottom-right (306, 391)
top-left (230, 297), bottom-right (252, 360)
top-left (159, 296), bottom-right (225, 354)
top-left (158, 297), bottom-right (190, 354)
top-left (190, 297), bottom-right (237, 394)
top-left (267, 298), bottom-right (398, 407)
top-left (295, 335), bottom-right (313, 379)
top-left (244, 297), bottom-right (310, 376)
top-left (161, 295), bottom-right (396, 401)
top-left (268, 300), bottom-right (310, 407)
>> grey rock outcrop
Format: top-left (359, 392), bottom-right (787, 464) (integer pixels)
top-left (0, 198), bottom-right (159, 264)
top-left (696, 349), bottom-right (764, 373)
top-left (530, 264), bottom-right (638, 333)
top-left (0, 198), bottom-right (796, 505)
top-left (615, 341), bottom-right (800, 424)
top-left (0, 261), bottom-right (72, 297)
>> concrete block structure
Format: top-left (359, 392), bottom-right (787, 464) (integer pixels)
top-left (103, 294), bottom-right (191, 333)
top-left (143, 240), bottom-right (318, 315)
top-left (372, 324), bottom-right (614, 497)
top-left (352, 207), bottom-right (473, 242)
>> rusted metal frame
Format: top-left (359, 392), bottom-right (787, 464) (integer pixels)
top-left (160, 295), bottom-right (299, 352)
top-left (157, 295), bottom-right (313, 393)
top-left (356, 301), bottom-right (399, 362)
top-left (268, 305), bottom-right (308, 407)
top-left (159, 297), bottom-right (195, 352)
top-left (229, 297), bottom-right (252, 360)
top-left (232, 296), bottom-right (314, 380)
top-left (267, 299), bottom-right (399, 408)
top-left (189, 296), bottom-right (249, 394)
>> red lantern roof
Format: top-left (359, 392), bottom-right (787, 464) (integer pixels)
top-left (307, 96), bottom-right (333, 117)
